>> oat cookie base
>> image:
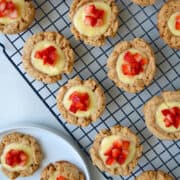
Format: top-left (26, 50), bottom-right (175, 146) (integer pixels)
top-left (69, 0), bottom-right (119, 46)
top-left (143, 90), bottom-right (180, 140)
top-left (0, 0), bottom-right (35, 34)
top-left (135, 170), bottom-right (174, 180)
top-left (158, 0), bottom-right (180, 49)
top-left (57, 77), bottom-right (106, 127)
top-left (107, 38), bottom-right (156, 93)
top-left (40, 161), bottom-right (85, 180)
top-left (0, 132), bottom-right (43, 179)
top-left (22, 32), bottom-right (74, 84)
top-left (90, 125), bottom-right (143, 176)
top-left (132, 0), bottom-right (156, 6)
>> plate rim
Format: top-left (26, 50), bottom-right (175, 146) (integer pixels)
top-left (0, 124), bottom-right (91, 180)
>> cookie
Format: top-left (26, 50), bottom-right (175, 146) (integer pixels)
top-left (107, 38), bottom-right (156, 93)
top-left (40, 161), bottom-right (85, 180)
top-left (69, 0), bottom-right (119, 46)
top-left (132, 0), bottom-right (156, 6)
top-left (57, 77), bottom-right (106, 127)
top-left (0, 132), bottom-right (43, 179)
top-left (0, 0), bottom-right (35, 34)
top-left (22, 32), bottom-right (74, 84)
top-left (143, 90), bottom-right (180, 140)
top-left (135, 170), bottom-right (174, 180)
top-left (157, 0), bottom-right (180, 49)
top-left (90, 125), bottom-right (143, 176)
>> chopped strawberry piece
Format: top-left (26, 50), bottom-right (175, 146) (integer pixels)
top-left (118, 153), bottom-right (127, 165)
top-left (0, 0), bottom-right (18, 19)
top-left (7, 9), bottom-right (18, 18)
top-left (84, 4), bottom-right (105, 27)
top-left (133, 53), bottom-right (142, 62)
top-left (56, 176), bottom-right (66, 180)
top-left (104, 140), bottom-right (130, 166)
top-left (34, 46), bottom-right (58, 66)
top-left (161, 106), bottom-right (180, 129)
top-left (96, 18), bottom-right (103, 27)
top-left (112, 148), bottom-right (121, 158)
top-left (104, 148), bottom-right (112, 156)
top-left (92, 9), bottom-right (104, 19)
top-left (124, 51), bottom-right (135, 63)
top-left (69, 91), bottom-right (90, 113)
top-left (0, 1), bottom-right (6, 12)
top-left (5, 149), bottom-right (28, 167)
top-left (122, 141), bottom-right (130, 150)
top-left (113, 140), bottom-right (122, 148)
top-left (162, 109), bottom-right (170, 116)
top-left (84, 4), bottom-right (96, 15)
top-left (175, 15), bottom-right (180, 30)
top-left (105, 156), bottom-right (114, 165)
top-left (170, 106), bottom-right (180, 115)
top-left (84, 16), bottom-right (97, 27)
top-left (175, 115), bottom-right (180, 128)
top-left (122, 51), bottom-right (148, 76)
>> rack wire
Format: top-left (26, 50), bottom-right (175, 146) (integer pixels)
top-left (0, 0), bottom-right (180, 179)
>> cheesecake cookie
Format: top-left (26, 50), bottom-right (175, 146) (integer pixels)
top-left (0, 0), bottom-right (35, 34)
top-left (22, 32), bottom-right (74, 84)
top-left (69, 0), bottom-right (119, 46)
top-left (41, 161), bottom-right (85, 180)
top-left (0, 132), bottom-right (43, 179)
top-left (132, 0), bottom-right (156, 6)
top-left (90, 125), bottom-right (143, 176)
top-left (158, 0), bottom-right (180, 49)
top-left (107, 38), bottom-right (156, 93)
top-left (57, 77), bottom-right (106, 127)
top-left (135, 170), bottom-right (174, 180)
top-left (143, 90), bottom-right (180, 140)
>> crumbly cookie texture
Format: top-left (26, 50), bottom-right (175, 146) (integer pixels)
top-left (143, 90), bottom-right (180, 140)
top-left (135, 170), bottom-right (174, 180)
top-left (107, 38), bottom-right (156, 93)
top-left (41, 161), bottom-right (85, 180)
top-left (0, 132), bottom-right (43, 179)
top-left (57, 77), bottom-right (106, 127)
top-left (158, 0), bottom-right (180, 49)
top-left (69, 0), bottom-right (119, 46)
top-left (22, 32), bottom-right (74, 84)
top-left (132, 0), bottom-right (156, 6)
top-left (90, 125), bottom-right (143, 176)
top-left (0, 0), bottom-right (35, 34)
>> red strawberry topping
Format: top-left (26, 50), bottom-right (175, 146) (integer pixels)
top-left (69, 91), bottom-right (90, 113)
top-left (84, 4), bottom-right (104, 27)
top-left (175, 14), bottom-right (180, 30)
top-left (122, 51), bottom-right (148, 76)
top-left (5, 149), bottom-right (28, 167)
top-left (0, 0), bottom-right (18, 19)
top-left (56, 176), bottom-right (66, 180)
top-left (34, 46), bottom-right (58, 66)
top-left (161, 106), bottom-right (180, 129)
top-left (104, 140), bottom-right (130, 166)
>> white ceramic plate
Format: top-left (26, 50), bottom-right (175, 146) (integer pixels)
top-left (0, 125), bottom-right (90, 180)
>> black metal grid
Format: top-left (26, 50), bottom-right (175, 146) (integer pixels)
top-left (0, 0), bottom-right (180, 179)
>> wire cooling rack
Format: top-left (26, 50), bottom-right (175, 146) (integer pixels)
top-left (0, 0), bottom-right (180, 179)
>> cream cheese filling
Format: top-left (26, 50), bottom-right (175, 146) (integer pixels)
top-left (116, 48), bottom-right (147, 84)
top-left (73, 2), bottom-right (112, 37)
top-left (156, 102), bottom-right (180, 132)
top-left (168, 12), bottom-right (180, 36)
top-left (31, 41), bottom-right (65, 76)
top-left (1, 143), bottom-right (33, 171)
top-left (99, 135), bottom-right (136, 167)
top-left (0, 0), bottom-right (24, 24)
top-left (63, 86), bottom-right (97, 118)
